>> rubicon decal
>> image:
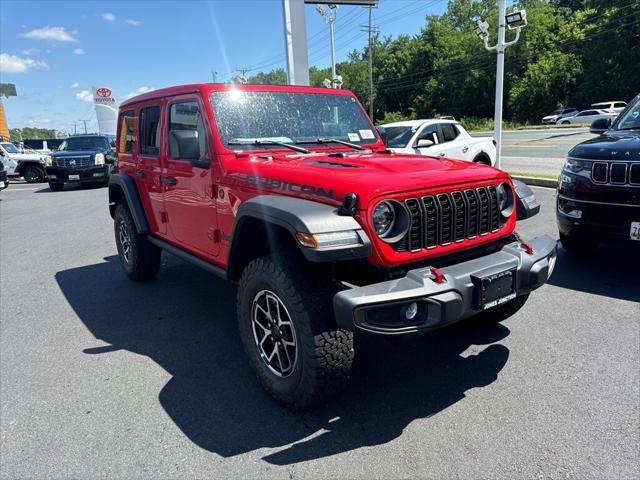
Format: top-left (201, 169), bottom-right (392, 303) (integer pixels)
top-left (245, 175), bottom-right (334, 199)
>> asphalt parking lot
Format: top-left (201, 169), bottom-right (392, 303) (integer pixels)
top-left (1, 182), bottom-right (638, 479)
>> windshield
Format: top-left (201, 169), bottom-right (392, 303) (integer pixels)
top-left (58, 137), bottom-right (109, 151)
top-left (551, 109), bottom-right (563, 115)
top-left (210, 90), bottom-right (377, 150)
top-left (614, 99), bottom-right (640, 130)
top-left (1, 143), bottom-right (19, 154)
top-left (384, 126), bottom-right (415, 148)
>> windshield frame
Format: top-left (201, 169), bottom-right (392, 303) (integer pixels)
top-left (58, 136), bottom-right (109, 152)
top-left (611, 95), bottom-right (640, 131)
top-left (1, 143), bottom-right (19, 154)
top-left (209, 89), bottom-right (381, 153)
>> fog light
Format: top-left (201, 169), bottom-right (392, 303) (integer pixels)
top-left (404, 302), bottom-right (418, 320)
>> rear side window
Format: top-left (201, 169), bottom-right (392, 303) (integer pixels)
top-left (441, 123), bottom-right (459, 142)
top-left (139, 106), bottom-right (161, 156)
top-left (168, 100), bottom-right (207, 160)
top-left (614, 102), bottom-right (626, 108)
top-left (118, 110), bottom-right (135, 154)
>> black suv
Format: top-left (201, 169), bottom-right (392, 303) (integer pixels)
top-left (557, 94), bottom-right (640, 252)
top-left (46, 135), bottom-right (115, 191)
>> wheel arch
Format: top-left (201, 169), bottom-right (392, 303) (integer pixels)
top-left (108, 174), bottom-right (149, 234)
top-left (226, 195), bottom-right (371, 282)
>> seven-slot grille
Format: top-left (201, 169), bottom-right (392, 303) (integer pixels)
top-left (54, 156), bottom-right (92, 168)
top-left (397, 185), bottom-right (503, 252)
top-left (591, 161), bottom-right (640, 186)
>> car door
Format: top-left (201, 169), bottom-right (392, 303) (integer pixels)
top-left (162, 95), bottom-right (218, 258)
top-left (413, 123), bottom-right (441, 156)
top-left (433, 123), bottom-right (467, 160)
top-left (135, 104), bottom-right (167, 235)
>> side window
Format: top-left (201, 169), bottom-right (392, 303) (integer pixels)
top-left (416, 125), bottom-right (439, 145)
top-left (168, 100), bottom-right (207, 160)
top-left (139, 106), bottom-right (161, 156)
top-left (441, 123), bottom-right (459, 142)
top-left (118, 111), bottom-right (135, 154)
top-left (614, 102), bottom-right (626, 108)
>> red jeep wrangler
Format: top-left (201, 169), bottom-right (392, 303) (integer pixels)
top-left (109, 83), bottom-right (556, 409)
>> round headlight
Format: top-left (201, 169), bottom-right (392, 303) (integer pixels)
top-left (372, 201), bottom-right (395, 236)
top-left (497, 182), bottom-right (514, 217)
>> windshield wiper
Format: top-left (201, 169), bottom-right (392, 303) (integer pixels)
top-left (227, 139), bottom-right (309, 154)
top-left (296, 138), bottom-right (365, 151)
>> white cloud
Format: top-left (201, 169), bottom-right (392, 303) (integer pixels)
top-left (124, 19), bottom-right (141, 26)
top-left (20, 47), bottom-right (39, 55)
top-left (69, 82), bottom-right (79, 88)
top-left (21, 26), bottom-right (78, 42)
top-left (76, 90), bottom-right (93, 102)
top-left (125, 86), bottom-right (155, 99)
top-left (102, 13), bottom-right (116, 21)
top-left (73, 48), bottom-right (85, 55)
top-left (0, 53), bottom-right (49, 74)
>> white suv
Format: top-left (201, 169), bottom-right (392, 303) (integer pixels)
top-left (591, 101), bottom-right (627, 114)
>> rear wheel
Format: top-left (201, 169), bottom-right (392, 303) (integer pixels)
top-left (22, 164), bottom-right (45, 183)
top-left (114, 203), bottom-right (161, 281)
top-left (560, 232), bottom-right (597, 255)
top-left (560, 120), bottom-right (570, 125)
top-left (237, 256), bottom-right (353, 410)
top-left (48, 182), bottom-right (63, 191)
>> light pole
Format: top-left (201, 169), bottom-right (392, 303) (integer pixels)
top-left (475, 1), bottom-right (527, 169)
top-left (316, 4), bottom-right (341, 88)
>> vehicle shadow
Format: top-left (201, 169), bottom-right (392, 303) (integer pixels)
top-left (56, 255), bottom-right (511, 464)
top-left (549, 244), bottom-right (640, 302)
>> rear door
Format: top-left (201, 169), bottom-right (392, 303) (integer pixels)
top-left (432, 123), bottom-right (467, 160)
top-left (162, 95), bottom-right (218, 258)
top-left (136, 104), bottom-right (167, 235)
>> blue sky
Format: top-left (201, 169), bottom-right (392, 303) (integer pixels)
top-left (0, 0), bottom-right (448, 133)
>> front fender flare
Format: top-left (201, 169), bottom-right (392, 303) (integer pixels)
top-left (230, 195), bottom-right (371, 263)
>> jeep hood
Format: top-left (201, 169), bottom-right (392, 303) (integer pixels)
top-left (228, 150), bottom-right (510, 206)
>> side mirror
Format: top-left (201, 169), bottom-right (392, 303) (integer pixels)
top-left (376, 126), bottom-right (388, 146)
top-left (416, 139), bottom-right (434, 148)
top-left (590, 117), bottom-right (610, 134)
top-left (512, 179), bottom-right (540, 220)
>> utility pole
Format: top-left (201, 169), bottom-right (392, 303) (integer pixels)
top-left (211, 70), bottom-right (218, 83)
top-left (316, 5), bottom-right (341, 88)
top-left (361, 6), bottom-right (379, 119)
top-left (235, 67), bottom-right (250, 84)
top-left (81, 119), bottom-right (89, 134)
top-left (72, 123), bottom-right (77, 135)
top-left (475, 1), bottom-right (527, 169)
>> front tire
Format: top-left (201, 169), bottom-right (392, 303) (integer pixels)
top-left (237, 256), bottom-right (354, 410)
top-left (114, 203), bottom-right (161, 281)
top-left (22, 165), bottom-right (45, 183)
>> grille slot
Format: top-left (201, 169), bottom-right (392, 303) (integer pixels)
top-left (404, 198), bottom-right (422, 251)
top-left (610, 163), bottom-right (627, 184)
top-left (631, 164), bottom-right (640, 185)
top-left (399, 185), bottom-right (503, 253)
top-left (592, 162), bottom-right (608, 183)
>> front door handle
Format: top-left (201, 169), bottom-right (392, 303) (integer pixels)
top-left (135, 171), bottom-right (146, 179)
top-left (160, 176), bottom-right (177, 185)
top-left (439, 152), bottom-right (446, 157)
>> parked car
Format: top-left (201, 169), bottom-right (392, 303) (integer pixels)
top-left (557, 93), bottom-right (640, 252)
top-left (0, 141), bottom-right (48, 183)
top-left (23, 138), bottom-right (64, 154)
top-left (591, 101), bottom-right (627, 114)
top-left (380, 119), bottom-right (496, 165)
top-left (0, 158), bottom-right (8, 192)
top-left (556, 109), bottom-right (616, 125)
top-left (46, 135), bottom-right (116, 191)
top-left (541, 108), bottom-right (577, 125)
top-left (108, 83), bottom-right (556, 409)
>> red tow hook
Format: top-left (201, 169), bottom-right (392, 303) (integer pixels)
top-left (521, 242), bottom-right (535, 255)
top-left (429, 267), bottom-right (446, 284)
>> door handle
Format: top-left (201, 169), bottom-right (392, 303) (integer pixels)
top-left (439, 153), bottom-right (446, 157)
top-left (462, 147), bottom-right (469, 153)
top-left (160, 176), bottom-right (177, 185)
top-left (135, 171), bottom-right (146, 179)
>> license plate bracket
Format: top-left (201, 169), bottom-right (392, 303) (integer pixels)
top-left (631, 222), bottom-right (640, 241)
top-left (472, 268), bottom-right (517, 311)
